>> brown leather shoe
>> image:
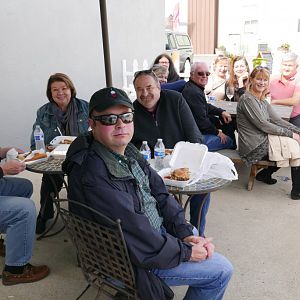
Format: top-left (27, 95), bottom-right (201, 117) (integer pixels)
top-left (0, 238), bottom-right (5, 257)
top-left (2, 264), bottom-right (50, 285)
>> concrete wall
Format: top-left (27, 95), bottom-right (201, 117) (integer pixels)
top-left (0, 0), bottom-right (164, 148)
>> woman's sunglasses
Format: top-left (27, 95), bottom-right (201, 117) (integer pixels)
top-left (92, 112), bottom-right (134, 126)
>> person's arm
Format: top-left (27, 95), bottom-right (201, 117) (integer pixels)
top-left (272, 92), bottom-right (300, 106)
top-left (267, 104), bottom-right (300, 134)
top-left (78, 156), bottom-right (192, 270)
top-left (207, 103), bottom-right (225, 116)
top-left (271, 78), bottom-right (300, 106)
top-left (183, 89), bottom-right (219, 135)
top-left (240, 95), bottom-right (293, 137)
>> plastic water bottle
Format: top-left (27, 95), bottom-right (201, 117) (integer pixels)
top-left (154, 138), bottom-right (165, 171)
top-left (140, 141), bottom-right (151, 161)
top-left (34, 125), bottom-right (46, 151)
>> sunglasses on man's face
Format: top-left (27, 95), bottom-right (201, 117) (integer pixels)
top-left (197, 71), bottom-right (211, 77)
top-left (92, 112), bottom-right (134, 126)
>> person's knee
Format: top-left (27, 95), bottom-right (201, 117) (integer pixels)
top-left (17, 198), bottom-right (36, 222)
top-left (215, 253), bottom-right (233, 284)
top-left (23, 179), bottom-right (33, 196)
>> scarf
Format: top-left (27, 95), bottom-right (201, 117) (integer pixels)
top-left (52, 99), bottom-right (80, 136)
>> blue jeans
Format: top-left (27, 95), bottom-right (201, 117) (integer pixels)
top-left (203, 134), bottom-right (234, 152)
top-left (154, 252), bottom-right (233, 300)
top-left (0, 177), bottom-right (36, 266)
top-left (189, 194), bottom-right (210, 236)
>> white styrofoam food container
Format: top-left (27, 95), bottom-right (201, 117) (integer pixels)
top-left (158, 141), bottom-right (208, 187)
top-left (50, 136), bottom-right (76, 147)
top-left (49, 144), bottom-right (70, 158)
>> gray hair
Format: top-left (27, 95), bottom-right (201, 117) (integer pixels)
top-left (190, 61), bottom-right (209, 73)
top-left (282, 52), bottom-right (298, 62)
top-left (151, 64), bottom-right (169, 76)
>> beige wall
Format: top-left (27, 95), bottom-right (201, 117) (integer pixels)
top-left (188, 0), bottom-right (218, 54)
top-left (0, 1), bottom-right (164, 148)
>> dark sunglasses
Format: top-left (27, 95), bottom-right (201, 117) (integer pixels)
top-left (197, 71), bottom-right (211, 77)
top-left (92, 112), bottom-right (134, 126)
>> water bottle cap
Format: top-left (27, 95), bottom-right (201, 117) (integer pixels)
top-left (157, 138), bottom-right (162, 142)
top-left (142, 141), bottom-right (147, 144)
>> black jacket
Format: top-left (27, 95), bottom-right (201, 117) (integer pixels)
top-left (132, 89), bottom-right (203, 153)
top-left (182, 80), bottom-right (225, 135)
top-left (62, 133), bottom-right (193, 299)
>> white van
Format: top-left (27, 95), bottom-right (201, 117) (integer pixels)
top-left (165, 30), bottom-right (194, 72)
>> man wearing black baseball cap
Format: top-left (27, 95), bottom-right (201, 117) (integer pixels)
top-left (63, 87), bottom-right (232, 300)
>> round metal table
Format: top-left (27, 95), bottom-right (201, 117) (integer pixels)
top-left (26, 157), bottom-right (66, 240)
top-left (166, 177), bottom-right (231, 232)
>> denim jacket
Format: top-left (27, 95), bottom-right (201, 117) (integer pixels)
top-left (30, 98), bottom-right (89, 149)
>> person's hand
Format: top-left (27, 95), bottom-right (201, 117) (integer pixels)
top-left (189, 242), bottom-right (208, 261)
top-left (185, 236), bottom-right (215, 260)
top-left (183, 235), bottom-right (207, 244)
top-left (1, 160), bottom-right (26, 175)
top-left (204, 240), bottom-right (215, 258)
top-left (218, 131), bottom-right (229, 144)
top-left (221, 111), bottom-right (232, 123)
top-left (238, 71), bottom-right (249, 87)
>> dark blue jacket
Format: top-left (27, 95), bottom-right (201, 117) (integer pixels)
top-left (62, 133), bottom-right (193, 299)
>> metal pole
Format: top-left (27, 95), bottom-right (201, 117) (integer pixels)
top-left (214, 0), bottom-right (219, 51)
top-left (99, 0), bottom-right (112, 87)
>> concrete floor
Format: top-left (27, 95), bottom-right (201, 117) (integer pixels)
top-left (1, 164), bottom-right (300, 300)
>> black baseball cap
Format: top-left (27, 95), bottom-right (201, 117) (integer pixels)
top-left (89, 87), bottom-right (134, 115)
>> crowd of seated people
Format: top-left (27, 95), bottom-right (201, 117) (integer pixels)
top-left (5, 50), bottom-right (300, 297)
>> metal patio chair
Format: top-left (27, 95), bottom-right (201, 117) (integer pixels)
top-left (56, 199), bottom-right (139, 300)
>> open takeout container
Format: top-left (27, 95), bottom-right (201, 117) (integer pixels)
top-left (158, 142), bottom-right (208, 187)
top-left (18, 150), bottom-right (49, 165)
top-left (49, 144), bottom-right (70, 158)
top-left (50, 136), bottom-right (76, 147)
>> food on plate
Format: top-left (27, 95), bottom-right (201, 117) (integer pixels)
top-left (165, 168), bottom-right (190, 181)
top-left (165, 149), bottom-right (173, 155)
top-left (24, 152), bottom-right (47, 162)
top-left (59, 139), bottom-right (73, 144)
top-left (17, 151), bottom-right (32, 161)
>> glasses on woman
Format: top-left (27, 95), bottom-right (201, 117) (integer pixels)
top-left (92, 112), bottom-right (134, 126)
